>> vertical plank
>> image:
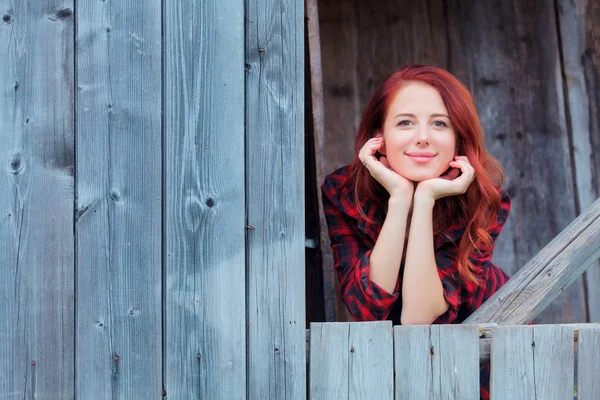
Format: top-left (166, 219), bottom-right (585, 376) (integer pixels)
top-left (310, 322), bottom-right (392, 400)
top-left (306, 0), bottom-right (333, 323)
top-left (309, 323), bottom-right (350, 399)
top-left (76, 0), bottom-right (162, 398)
top-left (394, 325), bottom-right (440, 399)
top-left (245, 0), bottom-right (306, 398)
top-left (530, 326), bottom-right (574, 399)
top-left (556, 0), bottom-right (600, 322)
top-left (446, 0), bottom-right (587, 324)
top-left (164, 0), bottom-right (245, 399)
top-left (577, 326), bottom-right (600, 399)
top-left (437, 325), bottom-right (480, 399)
top-left (348, 322), bottom-right (393, 399)
top-left (395, 325), bottom-right (479, 399)
top-left (490, 326), bottom-right (536, 399)
top-left (0, 1), bottom-right (75, 397)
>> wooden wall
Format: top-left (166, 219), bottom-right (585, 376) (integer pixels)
top-left (0, 0), bottom-right (305, 398)
top-left (315, 0), bottom-right (600, 324)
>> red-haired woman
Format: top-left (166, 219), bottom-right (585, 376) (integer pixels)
top-left (321, 64), bottom-right (510, 400)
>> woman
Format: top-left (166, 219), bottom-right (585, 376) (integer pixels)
top-left (321, 64), bottom-right (511, 400)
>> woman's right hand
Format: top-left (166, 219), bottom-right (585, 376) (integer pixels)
top-left (358, 137), bottom-right (414, 198)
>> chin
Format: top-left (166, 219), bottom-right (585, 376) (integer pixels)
top-left (397, 169), bottom-right (443, 182)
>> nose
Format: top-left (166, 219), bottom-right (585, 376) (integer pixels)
top-left (415, 125), bottom-right (430, 145)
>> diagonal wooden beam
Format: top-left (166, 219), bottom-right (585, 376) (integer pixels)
top-left (464, 197), bottom-right (600, 325)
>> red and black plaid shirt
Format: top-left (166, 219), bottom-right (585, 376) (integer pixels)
top-left (321, 165), bottom-right (511, 400)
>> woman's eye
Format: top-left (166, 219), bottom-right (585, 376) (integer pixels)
top-left (397, 120), bottom-right (447, 127)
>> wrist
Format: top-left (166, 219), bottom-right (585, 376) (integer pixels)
top-left (413, 191), bottom-right (435, 208)
top-left (388, 194), bottom-right (412, 209)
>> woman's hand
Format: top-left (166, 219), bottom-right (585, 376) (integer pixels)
top-left (359, 137), bottom-right (414, 198)
top-left (415, 156), bottom-right (475, 202)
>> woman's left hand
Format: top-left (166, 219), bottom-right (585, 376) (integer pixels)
top-left (415, 156), bottom-right (476, 202)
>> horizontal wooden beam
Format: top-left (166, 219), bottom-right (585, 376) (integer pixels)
top-left (464, 196), bottom-right (600, 325)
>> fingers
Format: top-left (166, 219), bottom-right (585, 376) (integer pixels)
top-left (447, 156), bottom-right (475, 190)
top-left (359, 137), bottom-right (383, 168)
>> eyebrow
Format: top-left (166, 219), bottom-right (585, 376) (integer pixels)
top-left (393, 113), bottom-right (450, 119)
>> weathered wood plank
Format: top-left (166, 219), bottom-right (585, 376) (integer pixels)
top-left (394, 325), bottom-right (479, 399)
top-left (531, 326), bottom-right (574, 399)
top-left (490, 326), bottom-right (574, 399)
top-left (245, 0), bottom-right (306, 398)
top-left (577, 326), bottom-right (600, 400)
top-left (76, 0), bottom-right (162, 398)
top-left (348, 322), bottom-right (393, 399)
top-left (0, 2), bottom-right (75, 398)
top-left (557, 0), bottom-right (600, 323)
top-left (437, 325), bottom-right (480, 399)
top-left (309, 322), bottom-right (392, 399)
top-left (394, 325), bottom-right (436, 399)
top-left (490, 327), bottom-right (536, 399)
top-left (164, 0), bottom-right (245, 399)
top-left (464, 197), bottom-right (600, 325)
top-left (309, 323), bottom-right (350, 399)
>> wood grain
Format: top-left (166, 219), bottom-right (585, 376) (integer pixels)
top-left (394, 325), bottom-right (479, 399)
top-left (464, 197), bottom-right (600, 325)
top-left (309, 322), bottom-right (393, 399)
top-left (245, 0), bottom-right (306, 398)
top-left (577, 326), bottom-right (600, 399)
top-left (0, 2), bottom-right (75, 397)
top-left (164, 0), bottom-right (245, 398)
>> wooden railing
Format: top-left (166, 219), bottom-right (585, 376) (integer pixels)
top-left (308, 322), bottom-right (600, 399)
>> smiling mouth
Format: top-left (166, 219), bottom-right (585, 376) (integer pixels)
top-left (406, 153), bottom-right (436, 164)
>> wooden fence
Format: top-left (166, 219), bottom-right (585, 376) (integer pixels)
top-left (309, 322), bottom-right (600, 399)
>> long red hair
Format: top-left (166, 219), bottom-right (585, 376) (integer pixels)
top-left (346, 64), bottom-right (505, 287)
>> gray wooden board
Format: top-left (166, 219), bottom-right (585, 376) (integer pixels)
top-left (164, 0), bottom-right (245, 399)
top-left (310, 322), bottom-right (393, 399)
top-left (309, 323), bottom-right (350, 399)
top-left (349, 322), bottom-right (393, 399)
top-left (394, 325), bottom-right (479, 399)
top-left (464, 197), bottom-right (600, 325)
top-left (245, 0), bottom-right (306, 398)
top-left (557, 0), bottom-right (600, 323)
top-left (577, 327), bottom-right (600, 400)
top-left (490, 326), bottom-right (536, 399)
top-left (0, 1), bottom-right (75, 398)
top-left (76, 0), bottom-right (162, 398)
top-left (446, 0), bottom-right (587, 324)
top-left (490, 326), bottom-right (574, 399)
top-left (530, 326), bottom-right (574, 399)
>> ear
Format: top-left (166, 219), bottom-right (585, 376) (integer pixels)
top-left (375, 132), bottom-right (386, 155)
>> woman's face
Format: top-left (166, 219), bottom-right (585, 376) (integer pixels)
top-left (376, 81), bottom-right (457, 182)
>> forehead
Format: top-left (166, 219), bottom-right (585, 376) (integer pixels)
top-left (387, 81), bottom-right (448, 116)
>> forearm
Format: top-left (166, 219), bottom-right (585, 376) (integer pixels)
top-left (401, 197), bottom-right (448, 324)
top-left (369, 195), bottom-right (411, 294)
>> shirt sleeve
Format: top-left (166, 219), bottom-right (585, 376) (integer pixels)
top-left (433, 189), bottom-right (512, 324)
top-left (321, 188), bottom-right (401, 321)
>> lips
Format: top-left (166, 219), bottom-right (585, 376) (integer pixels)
top-left (406, 152), bottom-right (436, 164)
